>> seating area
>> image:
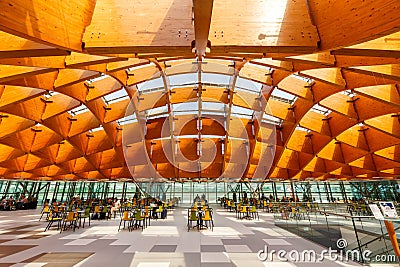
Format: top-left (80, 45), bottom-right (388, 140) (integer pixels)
top-left (38, 197), bottom-right (176, 233)
top-left (187, 206), bottom-right (214, 231)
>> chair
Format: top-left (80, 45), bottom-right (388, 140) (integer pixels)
top-left (39, 205), bottom-right (51, 221)
top-left (133, 210), bottom-right (144, 231)
top-left (239, 205), bottom-right (247, 219)
top-left (143, 206), bottom-right (151, 227)
top-left (81, 207), bottom-right (91, 228)
top-left (157, 205), bottom-right (165, 219)
top-left (231, 202), bottom-right (237, 212)
top-left (202, 209), bottom-right (214, 231)
top-left (236, 204), bottom-right (241, 219)
top-left (93, 205), bottom-right (101, 219)
top-left (187, 208), bottom-right (198, 231)
top-left (61, 211), bottom-right (77, 233)
top-left (102, 205), bottom-right (110, 220)
top-left (118, 211), bottom-right (133, 231)
top-left (250, 205), bottom-right (259, 220)
top-left (227, 200), bottom-right (231, 211)
top-left (44, 211), bottom-right (63, 232)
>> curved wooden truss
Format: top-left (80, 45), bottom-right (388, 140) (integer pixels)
top-left (0, 0), bottom-right (399, 181)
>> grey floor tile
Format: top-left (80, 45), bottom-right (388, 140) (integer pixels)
top-left (150, 245), bottom-right (177, 252)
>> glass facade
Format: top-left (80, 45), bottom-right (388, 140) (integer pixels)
top-left (0, 180), bottom-right (398, 205)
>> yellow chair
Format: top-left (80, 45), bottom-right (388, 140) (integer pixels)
top-left (39, 205), bottom-right (51, 221)
top-left (44, 211), bottom-right (62, 232)
top-left (202, 209), bottom-right (214, 231)
top-left (118, 211), bottom-right (133, 231)
top-left (61, 211), bottom-right (77, 233)
top-left (250, 205), bottom-right (259, 220)
top-left (239, 205), bottom-right (247, 219)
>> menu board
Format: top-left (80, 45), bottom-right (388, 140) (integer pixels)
top-left (368, 204), bottom-right (384, 220)
top-left (379, 202), bottom-right (399, 218)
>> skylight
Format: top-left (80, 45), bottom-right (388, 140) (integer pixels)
top-left (202, 73), bottom-right (231, 86)
top-left (43, 90), bottom-right (59, 98)
top-left (235, 77), bottom-right (263, 93)
top-left (271, 88), bottom-right (297, 104)
top-left (292, 73), bottom-right (313, 83)
top-left (87, 73), bottom-right (108, 83)
top-left (296, 125), bottom-right (310, 132)
top-left (137, 77), bottom-right (164, 93)
top-left (202, 102), bottom-right (226, 112)
top-left (169, 73), bottom-right (198, 88)
top-left (173, 102), bottom-right (198, 113)
top-left (90, 125), bottom-right (104, 132)
top-left (117, 114), bottom-right (137, 125)
top-left (341, 90), bottom-right (357, 98)
top-left (231, 105), bottom-right (254, 118)
top-left (103, 89), bottom-right (129, 105)
top-left (311, 103), bottom-right (331, 115)
top-left (68, 104), bottom-right (89, 116)
top-left (262, 114), bottom-right (282, 126)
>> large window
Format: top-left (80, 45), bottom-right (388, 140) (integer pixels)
top-left (0, 180), bottom-right (398, 205)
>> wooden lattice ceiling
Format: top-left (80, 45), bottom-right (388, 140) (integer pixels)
top-left (0, 0), bottom-right (400, 182)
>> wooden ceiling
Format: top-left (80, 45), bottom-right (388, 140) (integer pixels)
top-left (0, 0), bottom-right (400, 182)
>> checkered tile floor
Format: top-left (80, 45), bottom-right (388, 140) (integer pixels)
top-left (0, 206), bottom-right (393, 266)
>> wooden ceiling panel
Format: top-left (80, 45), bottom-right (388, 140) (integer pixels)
top-left (0, 0), bottom-right (400, 181)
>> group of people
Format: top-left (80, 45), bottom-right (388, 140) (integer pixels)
top-left (1, 194), bottom-right (38, 210)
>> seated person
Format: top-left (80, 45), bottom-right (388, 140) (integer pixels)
top-left (110, 198), bottom-right (121, 218)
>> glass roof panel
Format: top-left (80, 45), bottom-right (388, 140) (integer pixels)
top-left (137, 77), bottom-right (164, 93)
top-left (202, 73), bottom-right (231, 86)
top-left (235, 77), bottom-right (263, 93)
top-left (311, 103), bottom-right (331, 115)
top-left (103, 88), bottom-right (129, 104)
top-left (169, 73), bottom-right (198, 88)
top-left (231, 105), bottom-right (253, 118)
top-left (271, 88), bottom-right (297, 104)
top-left (202, 102), bottom-right (226, 112)
top-left (117, 114), bottom-right (137, 125)
top-left (68, 104), bottom-right (89, 116)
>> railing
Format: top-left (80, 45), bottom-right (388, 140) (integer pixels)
top-left (273, 203), bottom-right (400, 264)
